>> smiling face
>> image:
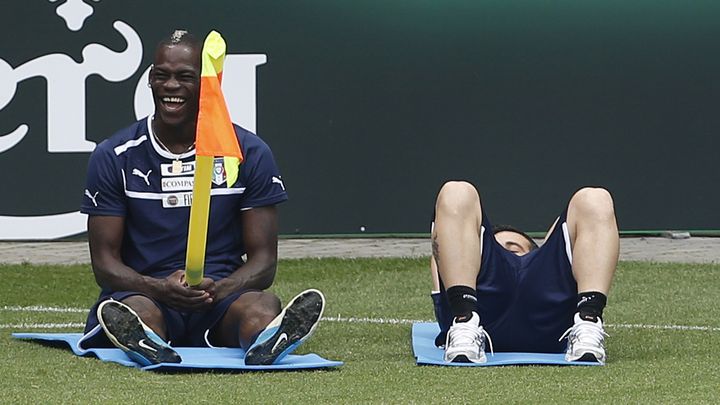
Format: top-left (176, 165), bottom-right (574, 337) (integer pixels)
top-left (149, 43), bottom-right (201, 131)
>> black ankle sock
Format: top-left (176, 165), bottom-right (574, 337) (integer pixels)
top-left (446, 285), bottom-right (478, 322)
top-left (577, 291), bottom-right (607, 321)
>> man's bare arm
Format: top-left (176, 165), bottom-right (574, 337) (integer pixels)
top-left (87, 215), bottom-right (210, 309)
top-left (214, 206), bottom-right (279, 300)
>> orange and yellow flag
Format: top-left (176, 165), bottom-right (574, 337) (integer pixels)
top-left (185, 30), bottom-right (241, 286)
top-left (196, 30), bottom-right (243, 186)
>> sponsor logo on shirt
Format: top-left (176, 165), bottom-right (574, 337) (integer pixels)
top-left (84, 189), bottom-right (99, 207)
top-left (271, 176), bottom-right (285, 190)
top-left (132, 168), bottom-right (152, 186)
top-left (161, 162), bottom-right (195, 177)
top-left (162, 192), bottom-right (192, 208)
top-left (161, 177), bottom-right (194, 192)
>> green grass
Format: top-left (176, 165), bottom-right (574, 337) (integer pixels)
top-left (2, 259), bottom-right (720, 403)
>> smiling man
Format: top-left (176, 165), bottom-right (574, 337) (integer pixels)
top-left (429, 181), bottom-right (618, 364)
top-left (78, 30), bottom-right (324, 366)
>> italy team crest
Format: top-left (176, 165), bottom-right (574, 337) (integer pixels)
top-left (212, 158), bottom-right (227, 185)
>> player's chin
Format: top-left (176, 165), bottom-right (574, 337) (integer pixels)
top-left (155, 110), bottom-right (194, 128)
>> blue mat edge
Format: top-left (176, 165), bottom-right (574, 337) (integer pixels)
top-left (13, 332), bottom-right (343, 371)
top-left (412, 322), bottom-right (602, 367)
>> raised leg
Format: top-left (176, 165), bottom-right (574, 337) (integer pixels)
top-left (566, 187), bottom-right (619, 295)
top-left (431, 181), bottom-right (489, 363)
top-left (561, 187), bottom-right (618, 364)
top-left (431, 181), bottom-right (484, 289)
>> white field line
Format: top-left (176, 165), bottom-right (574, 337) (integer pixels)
top-left (321, 316), bottom-right (720, 332)
top-left (608, 323), bottom-right (720, 332)
top-left (2, 306), bottom-right (720, 332)
top-left (322, 315), bottom-right (426, 325)
top-left (3, 322), bottom-right (84, 329)
top-left (2, 305), bottom-right (86, 313)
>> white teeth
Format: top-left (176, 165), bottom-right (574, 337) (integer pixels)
top-left (162, 97), bottom-right (185, 103)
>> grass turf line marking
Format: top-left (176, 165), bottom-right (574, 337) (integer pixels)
top-left (3, 306), bottom-right (720, 332)
top-left (608, 323), bottom-right (720, 332)
top-left (2, 305), bottom-right (86, 313)
top-left (323, 315), bottom-right (426, 325)
top-left (2, 322), bottom-right (84, 329)
top-left (4, 320), bottom-right (720, 332)
top-left (323, 316), bottom-right (720, 332)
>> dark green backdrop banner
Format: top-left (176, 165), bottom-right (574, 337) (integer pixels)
top-left (0, 1), bottom-right (718, 239)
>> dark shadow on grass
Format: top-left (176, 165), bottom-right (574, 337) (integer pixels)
top-left (14, 338), bottom-right (73, 351)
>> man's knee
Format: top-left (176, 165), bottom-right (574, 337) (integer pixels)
top-left (229, 291), bottom-right (281, 324)
top-left (569, 187), bottom-right (616, 221)
top-left (212, 292), bottom-right (282, 348)
top-left (436, 181), bottom-right (481, 215)
top-left (121, 295), bottom-right (164, 329)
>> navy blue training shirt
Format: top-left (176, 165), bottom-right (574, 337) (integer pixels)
top-left (81, 116), bottom-right (288, 285)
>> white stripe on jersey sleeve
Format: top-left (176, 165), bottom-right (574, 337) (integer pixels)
top-left (114, 135), bottom-right (148, 156)
top-left (210, 187), bottom-right (247, 196)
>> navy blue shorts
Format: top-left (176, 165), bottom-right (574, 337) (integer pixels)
top-left (79, 290), bottom-right (250, 350)
top-left (434, 209), bottom-right (577, 353)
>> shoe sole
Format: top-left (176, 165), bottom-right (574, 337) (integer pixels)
top-left (244, 289), bottom-right (325, 365)
top-left (577, 353), bottom-right (602, 363)
top-left (570, 350), bottom-right (605, 364)
top-left (97, 300), bottom-right (181, 365)
top-left (445, 353), bottom-right (487, 364)
top-left (566, 348), bottom-right (606, 364)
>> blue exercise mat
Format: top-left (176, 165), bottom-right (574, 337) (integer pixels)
top-left (412, 323), bottom-right (602, 367)
top-left (13, 333), bottom-right (343, 371)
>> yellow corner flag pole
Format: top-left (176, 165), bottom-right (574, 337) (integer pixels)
top-left (185, 154), bottom-right (213, 286)
top-left (185, 31), bottom-right (243, 286)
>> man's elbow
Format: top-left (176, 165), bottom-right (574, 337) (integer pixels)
top-left (258, 259), bottom-right (278, 290)
top-left (91, 266), bottom-right (112, 290)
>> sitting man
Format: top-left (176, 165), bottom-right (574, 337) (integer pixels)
top-left (429, 181), bottom-right (618, 364)
top-left (78, 30), bottom-right (323, 366)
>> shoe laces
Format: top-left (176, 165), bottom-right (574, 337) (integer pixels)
top-left (446, 321), bottom-right (495, 355)
top-left (559, 318), bottom-right (609, 347)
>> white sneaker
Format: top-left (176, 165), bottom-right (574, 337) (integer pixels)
top-left (444, 312), bottom-right (493, 363)
top-left (560, 313), bottom-right (609, 364)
